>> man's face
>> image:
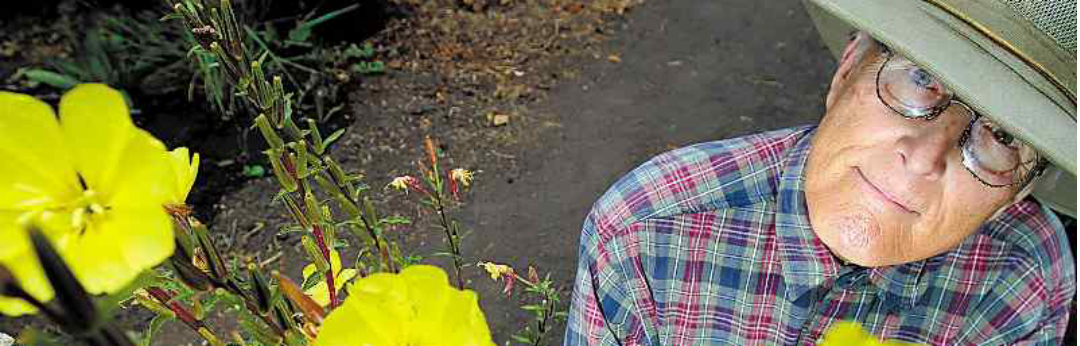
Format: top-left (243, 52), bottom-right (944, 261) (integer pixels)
top-left (805, 36), bottom-right (1025, 267)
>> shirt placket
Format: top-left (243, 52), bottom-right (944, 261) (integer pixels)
top-left (796, 269), bottom-right (871, 345)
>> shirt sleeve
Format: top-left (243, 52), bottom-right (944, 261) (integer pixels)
top-left (1011, 269), bottom-right (1076, 345)
top-left (564, 212), bottom-right (653, 346)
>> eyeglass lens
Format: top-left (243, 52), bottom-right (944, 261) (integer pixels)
top-left (875, 52), bottom-right (1040, 187)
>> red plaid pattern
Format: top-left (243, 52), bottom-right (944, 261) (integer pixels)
top-left (564, 127), bottom-right (1075, 345)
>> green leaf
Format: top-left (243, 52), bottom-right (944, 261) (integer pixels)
top-left (520, 304), bottom-right (544, 312)
top-left (322, 128), bottom-right (347, 151)
top-left (299, 4), bottom-right (360, 31)
top-left (510, 334), bottom-right (532, 344)
top-left (95, 269), bottom-right (157, 318)
top-left (142, 313), bottom-right (172, 346)
top-left (367, 61), bottom-right (385, 73)
top-left (243, 164), bottom-right (267, 178)
top-left (287, 27), bottom-right (312, 43)
top-left (380, 215), bottom-right (411, 226)
top-left (23, 69), bottom-right (80, 89)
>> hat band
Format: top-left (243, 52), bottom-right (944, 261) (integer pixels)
top-left (922, 0), bottom-right (1076, 105)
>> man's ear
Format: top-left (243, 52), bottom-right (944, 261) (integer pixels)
top-left (825, 32), bottom-right (871, 109)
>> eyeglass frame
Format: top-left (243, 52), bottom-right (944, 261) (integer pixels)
top-left (872, 47), bottom-right (1048, 189)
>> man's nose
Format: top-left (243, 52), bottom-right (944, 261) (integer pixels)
top-left (896, 115), bottom-right (967, 180)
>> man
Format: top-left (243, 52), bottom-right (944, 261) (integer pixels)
top-left (564, 0), bottom-right (1075, 345)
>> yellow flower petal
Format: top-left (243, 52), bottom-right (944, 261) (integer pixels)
top-left (303, 250), bottom-right (355, 307)
top-left (0, 91), bottom-right (79, 210)
top-left (302, 263), bottom-right (317, 280)
top-left (822, 322), bottom-right (924, 346)
top-left (315, 265), bottom-right (494, 346)
top-left (66, 207), bottom-right (173, 294)
top-left (337, 269), bottom-right (357, 289)
top-left (0, 236), bottom-right (49, 316)
top-left (58, 84), bottom-right (136, 198)
top-left (305, 280), bottom-right (331, 307)
top-left (168, 147), bottom-right (199, 203)
top-left (102, 130), bottom-right (173, 207)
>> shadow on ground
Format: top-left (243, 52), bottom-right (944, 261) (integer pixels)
top-left (461, 0), bottom-right (834, 342)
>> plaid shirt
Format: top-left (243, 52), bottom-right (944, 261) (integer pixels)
top-left (564, 126), bottom-right (1075, 345)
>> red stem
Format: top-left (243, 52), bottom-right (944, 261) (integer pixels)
top-left (312, 224), bottom-right (337, 309)
top-left (146, 287), bottom-right (200, 331)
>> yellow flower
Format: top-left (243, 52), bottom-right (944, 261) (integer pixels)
top-left (477, 261), bottom-right (512, 280)
top-left (387, 176), bottom-right (413, 191)
top-left (301, 249), bottom-right (357, 307)
top-left (168, 147), bottom-right (200, 204)
top-left (450, 168), bottom-right (474, 187)
top-left (314, 265), bottom-right (495, 346)
top-left (0, 84), bottom-right (177, 316)
top-left (821, 322), bottom-right (924, 346)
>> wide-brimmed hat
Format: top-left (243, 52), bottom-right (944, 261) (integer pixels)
top-left (803, 0), bottom-right (1077, 217)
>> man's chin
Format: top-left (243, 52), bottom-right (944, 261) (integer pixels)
top-left (814, 214), bottom-right (904, 267)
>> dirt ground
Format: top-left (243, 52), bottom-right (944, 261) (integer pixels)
top-left (2, 0), bottom-right (1074, 345)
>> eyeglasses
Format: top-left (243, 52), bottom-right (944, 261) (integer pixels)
top-left (874, 47), bottom-right (1047, 188)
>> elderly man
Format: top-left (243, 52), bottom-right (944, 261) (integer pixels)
top-left (564, 0), bottom-right (1075, 345)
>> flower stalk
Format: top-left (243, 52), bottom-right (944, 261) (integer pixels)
top-left (170, 0), bottom-right (396, 287)
top-left (146, 287), bottom-right (225, 346)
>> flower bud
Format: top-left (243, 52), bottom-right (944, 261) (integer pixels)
top-left (170, 254), bottom-right (214, 292)
top-left (192, 221), bottom-right (228, 281)
top-left (283, 194), bottom-right (309, 229)
top-left (528, 266), bottom-right (540, 285)
top-left (324, 156), bottom-right (350, 187)
top-left (255, 114), bottom-right (285, 150)
top-left (292, 141), bottom-right (309, 179)
top-left (273, 271), bottom-right (324, 325)
top-left (282, 114), bottom-right (304, 141)
top-left (308, 119), bottom-right (325, 155)
top-left (251, 61), bottom-right (270, 111)
top-left (28, 228), bottom-right (95, 332)
top-left (273, 76), bottom-right (286, 125)
top-left (315, 171), bottom-right (346, 200)
top-left (248, 263), bottom-right (273, 314)
top-left (134, 289), bottom-right (175, 318)
top-left (302, 235), bottom-right (330, 274)
top-left (0, 264), bottom-right (17, 298)
top-left (266, 148), bottom-right (299, 193)
top-left (304, 191), bottom-right (322, 224)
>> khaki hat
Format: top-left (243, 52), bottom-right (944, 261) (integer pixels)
top-left (803, 0), bottom-right (1077, 217)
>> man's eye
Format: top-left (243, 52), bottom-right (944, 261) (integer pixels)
top-left (992, 128), bottom-right (1014, 146)
top-left (908, 68), bottom-right (938, 91)
top-left (982, 120), bottom-right (1017, 148)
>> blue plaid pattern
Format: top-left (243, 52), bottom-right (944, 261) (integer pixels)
top-left (564, 126), bottom-right (1075, 345)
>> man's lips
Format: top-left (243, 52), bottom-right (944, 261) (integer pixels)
top-left (855, 168), bottom-right (919, 215)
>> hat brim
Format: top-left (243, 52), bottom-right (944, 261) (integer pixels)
top-left (804, 0), bottom-right (1077, 217)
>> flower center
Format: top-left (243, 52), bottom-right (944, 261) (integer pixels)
top-left (70, 189), bottom-right (107, 231)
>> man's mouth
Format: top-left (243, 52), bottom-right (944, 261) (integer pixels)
top-left (855, 168), bottom-right (918, 215)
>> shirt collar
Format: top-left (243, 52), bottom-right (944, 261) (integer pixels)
top-left (774, 128), bottom-right (927, 310)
